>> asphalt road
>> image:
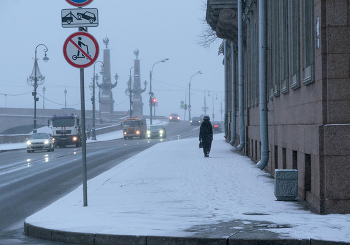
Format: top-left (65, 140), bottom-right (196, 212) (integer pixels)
top-left (0, 120), bottom-right (202, 244)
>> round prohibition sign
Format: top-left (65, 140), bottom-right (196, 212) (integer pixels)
top-left (66, 0), bottom-right (94, 7)
top-left (63, 32), bottom-right (99, 69)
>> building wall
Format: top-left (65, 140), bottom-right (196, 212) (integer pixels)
top-left (214, 0), bottom-right (350, 213)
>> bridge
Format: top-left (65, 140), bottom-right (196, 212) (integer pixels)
top-left (0, 108), bottom-right (128, 144)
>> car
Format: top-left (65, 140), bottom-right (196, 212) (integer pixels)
top-left (191, 117), bottom-right (201, 126)
top-left (77, 11), bottom-right (97, 23)
top-left (212, 122), bottom-right (223, 132)
top-left (26, 133), bottom-right (55, 153)
top-left (169, 113), bottom-right (180, 122)
top-left (147, 125), bottom-right (166, 139)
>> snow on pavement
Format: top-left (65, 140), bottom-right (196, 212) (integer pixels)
top-left (24, 133), bottom-right (350, 242)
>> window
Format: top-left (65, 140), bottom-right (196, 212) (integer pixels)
top-left (302, 0), bottom-right (314, 85)
top-left (282, 147), bottom-right (287, 169)
top-left (281, 0), bottom-right (289, 94)
top-left (289, 0), bottom-right (300, 90)
top-left (272, 0), bottom-right (280, 96)
top-left (293, 150), bottom-right (298, 169)
top-left (274, 145), bottom-right (278, 169)
top-left (305, 153), bottom-right (311, 192)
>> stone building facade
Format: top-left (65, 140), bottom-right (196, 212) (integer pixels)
top-left (206, 0), bottom-right (350, 213)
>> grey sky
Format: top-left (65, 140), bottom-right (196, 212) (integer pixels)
top-left (0, 0), bottom-right (224, 119)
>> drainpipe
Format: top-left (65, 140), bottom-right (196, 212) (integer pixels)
top-left (237, 0), bottom-right (245, 151)
top-left (224, 40), bottom-right (228, 138)
top-left (256, 0), bottom-right (269, 170)
top-left (230, 42), bottom-right (236, 145)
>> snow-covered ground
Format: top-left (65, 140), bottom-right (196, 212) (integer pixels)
top-left (20, 131), bottom-right (350, 242)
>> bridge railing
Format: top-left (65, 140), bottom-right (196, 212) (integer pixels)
top-left (0, 124), bottom-right (122, 144)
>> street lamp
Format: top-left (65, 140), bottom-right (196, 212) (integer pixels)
top-left (149, 58), bottom-right (169, 125)
top-left (220, 96), bottom-right (224, 123)
top-left (92, 61), bottom-right (104, 140)
top-left (203, 89), bottom-right (210, 114)
top-left (212, 93), bottom-right (218, 122)
top-left (188, 71), bottom-right (202, 121)
top-left (27, 44), bottom-right (49, 133)
top-left (64, 89), bottom-right (67, 108)
top-left (42, 86), bottom-right (46, 109)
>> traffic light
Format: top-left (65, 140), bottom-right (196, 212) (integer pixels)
top-left (153, 97), bottom-right (157, 105)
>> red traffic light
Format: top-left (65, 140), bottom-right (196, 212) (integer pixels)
top-left (153, 98), bottom-right (157, 103)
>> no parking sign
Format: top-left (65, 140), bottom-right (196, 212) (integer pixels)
top-left (63, 32), bottom-right (99, 68)
top-left (66, 0), bottom-right (94, 7)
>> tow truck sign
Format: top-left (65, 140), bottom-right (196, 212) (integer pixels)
top-left (63, 32), bottom-right (99, 68)
top-left (62, 8), bottom-right (98, 28)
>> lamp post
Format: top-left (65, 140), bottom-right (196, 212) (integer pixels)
top-left (212, 93), bottom-right (218, 122)
top-left (188, 71), bottom-right (202, 121)
top-left (150, 58), bottom-right (168, 125)
top-left (203, 89), bottom-right (210, 114)
top-left (91, 61), bottom-right (104, 140)
top-left (27, 44), bottom-right (49, 133)
top-left (42, 86), bottom-right (46, 109)
top-left (220, 96), bottom-right (224, 123)
top-left (64, 89), bottom-right (67, 108)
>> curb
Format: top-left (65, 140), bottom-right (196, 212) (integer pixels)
top-left (24, 222), bottom-right (349, 245)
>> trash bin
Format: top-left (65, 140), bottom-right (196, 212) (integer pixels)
top-left (274, 169), bottom-right (298, 201)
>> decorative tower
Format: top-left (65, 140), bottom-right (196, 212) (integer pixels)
top-left (97, 37), bottom-right (118, 119)
top-left (131, 50), bottom-right (147, 116)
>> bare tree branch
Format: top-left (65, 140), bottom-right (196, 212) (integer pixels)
top-left (196, 0), bottom-right (218, 50)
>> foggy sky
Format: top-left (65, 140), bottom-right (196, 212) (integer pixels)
top-left (0, 0), bottom-right (224, 119)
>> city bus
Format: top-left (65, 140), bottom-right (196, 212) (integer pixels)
top-left (122, 117), bottom-right (147, 140)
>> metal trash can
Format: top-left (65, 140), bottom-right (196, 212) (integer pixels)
top-left (274, 169), bottom-right (298, 201)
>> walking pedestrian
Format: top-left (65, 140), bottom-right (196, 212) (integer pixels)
top-left (199, 115), bottom-right (213, 157)
top-left (87, 125), bottom-right (91, 139)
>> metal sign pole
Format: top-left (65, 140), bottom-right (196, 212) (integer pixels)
top-left (80, 67), bottom-right (88, 206)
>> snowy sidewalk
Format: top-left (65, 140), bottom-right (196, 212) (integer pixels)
top-left (24, 134), bottom-right (350, 244)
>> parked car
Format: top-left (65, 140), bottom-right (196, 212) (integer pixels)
top-left (147, 125), bottom-right (166, 139)
top-left (212, 122), bottom-right (223, 132)
top-left (169, 113), bottom-right (180, 122)
top-left (26, 133), bottom-right (55, 153)
top-left (191, 117), bottom-right (201, 126)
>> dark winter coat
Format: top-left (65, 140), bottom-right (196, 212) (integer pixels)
top-left (199, 120), bottom-right (213, 142)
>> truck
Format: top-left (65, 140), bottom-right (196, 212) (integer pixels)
top-left (50, 114), bottom-right (82, 147)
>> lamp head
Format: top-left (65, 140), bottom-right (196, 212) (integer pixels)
top-left (43, 52), bottom-right (49, 62)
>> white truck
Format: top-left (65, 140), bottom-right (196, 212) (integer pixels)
top-left (50, 114), bottom-right (82, 147)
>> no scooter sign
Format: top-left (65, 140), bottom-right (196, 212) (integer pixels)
top-left (66, 0), bottom-right (94, 7)
top-left (63, 32), bottom-right (99, 68)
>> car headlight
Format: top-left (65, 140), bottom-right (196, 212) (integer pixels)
top-left (27, 141), bottom-right (31, 145)
top-left (136, 131), bottom-right (140, 135)
top-left (159, 130), bottom-right (163, 134)
top-left (72, 136), bottom-right (78, 141)
top-left (123, 132), bottom-right (127, 135)
top-left (177, 117), bottom-right (180, 119)
top-left (147, 130), bottom-right (150, 135)
top-left (44, 140), bottom-right (49, 144)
